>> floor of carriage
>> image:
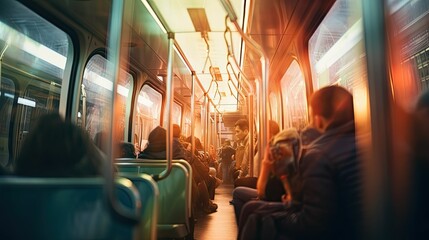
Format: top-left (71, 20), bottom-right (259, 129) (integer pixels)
top-left (193, 183), bottom-right (237, 240)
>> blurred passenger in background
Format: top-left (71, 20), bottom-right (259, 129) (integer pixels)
top-left (232, 119), bottom-right (250, 182)
top-left (139, 126), bottom-right (218, 214)
top-left (15, 113), bottom-right (103, 177)
top-left (219, 139), bottom-right (235, 184)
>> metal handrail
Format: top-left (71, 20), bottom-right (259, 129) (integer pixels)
top-left (154, 32), bottom-right (175, 181)
top-left (106, 0), bottom-right (140, 224)
top-left (220, 0), bottom-right (269, 177)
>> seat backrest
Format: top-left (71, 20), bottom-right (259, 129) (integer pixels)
top-left (119, 173), bottom-right (159, 240)
top-left (116, 158), bottom-right (193, 218)
top-left (116, 161), bottom-right (190, 232)
top-left (0, 177), bottom-right (141, 240)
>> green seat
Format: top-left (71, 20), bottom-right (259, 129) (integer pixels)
top-left (0, 177), bottom-right (142, 240)
top-left (117, 158), bottom-right (193, 219)
top-left (119, 173), bottom-right (159, 240)
top-left (117, 161), bottom-right (191, 239)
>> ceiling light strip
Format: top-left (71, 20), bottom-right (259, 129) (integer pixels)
top-left (141, 0), bottom-right (167, 34)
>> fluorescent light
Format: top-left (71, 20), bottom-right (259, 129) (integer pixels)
top-left (22, 39), bottom-right (66, 69)
top-left (0, 22), bottom-right (66, 70)
top-left (315, 19), bottom-right (363, 74)
top-left (4, 93), bottom-right (14, 99)
top-left (117, 84), bottom-right (129, 97)
top-left (84, 71), bottom-right (113, 91)
top-left (84, 70), bottom-right (130, 97)
top-left (141, 0), bottom-right (167, 34)
top-left (18, 97), bottom-right (36, 107)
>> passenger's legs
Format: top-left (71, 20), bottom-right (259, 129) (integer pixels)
top-left (238, 201), bottom-right (285, 240)
top-left (231, 186), bottom-right (258, 225)
top-left (197, 181), bottom-right (217, 214)
top-left (222, 162), bottom-right (232, 183)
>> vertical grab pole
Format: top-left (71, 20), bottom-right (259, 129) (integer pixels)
top-left (205, 96), bottom-right (210, 154)
top-left (81, 84), bottom-right (87, 127)
top-left (157, 32), bottom-right (175, 180)
top-left (191, 71), bottom-right (196, 162)
top-left (106, 0), bottom-right (139, 222)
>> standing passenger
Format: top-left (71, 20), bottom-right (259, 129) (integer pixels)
top-left (233, 119), bottom-right (249, 182)
top-left (219, 139), bottom-right (235, 184)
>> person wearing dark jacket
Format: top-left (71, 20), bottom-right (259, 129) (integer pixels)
top-left (239, 86), bottom-right (362, 240)
top-left (138, 126), bottom-right (185, 159)
top-left (138, 126), bottom-right (218, 214)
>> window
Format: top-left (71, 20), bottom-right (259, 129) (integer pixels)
top-left (0, 1), bottom-right (71, 165)
top-left (269, 92), bottom-right (279, 123)
top-left (280, 61), bottom-right (308, 129)
top-left (172, 102), bottom-right (182, 125)
top-left (387, 0), bottom-right (429, 109)
top-left (80, 55), bottom-right (133, 142)
top-left (308, 0), bottom-right (369, 118)
top-left (0, 78), bottom-right (15, 166)
top-left (309, 0), bottom-right (366, 93)
top-left (134, 85), bottom-right (162, 151)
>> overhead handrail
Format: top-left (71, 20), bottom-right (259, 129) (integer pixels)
top-left (106, 0), bottom-right (140, 223)
top-left (202, 35), bottom-right (213, 74)
top-left (221, 0), bottom-right (269, 177)
top-left (227, 78), bottom-right (244, 105)
top-left (226, 62), bottom-right (248, 98)
top-left (222, 12), bottom-right (256, 177)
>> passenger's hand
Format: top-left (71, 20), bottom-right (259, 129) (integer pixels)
top-left (281, 194), bottom-right (292, 205)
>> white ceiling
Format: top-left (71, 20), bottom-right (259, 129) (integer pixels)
top-left (147, 0), bottom-right (247, 112)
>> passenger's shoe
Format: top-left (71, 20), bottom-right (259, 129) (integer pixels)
top-left (203, 201), bottom-right (218, 214)
top-left (215, 177), bottom-right (223, 188)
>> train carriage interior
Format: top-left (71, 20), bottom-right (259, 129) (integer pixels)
top-left (1, 0), bottom-right (429, 239)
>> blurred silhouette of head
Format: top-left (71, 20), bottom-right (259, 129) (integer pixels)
top-left (15, 113), bottom-right (103, 177)
top-left (310, 86), bottom-right (354, 131)
top-left (145, 126), bottom-right (167, 152)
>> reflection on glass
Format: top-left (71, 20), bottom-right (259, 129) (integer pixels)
top-left (309, 0), bottom-right (366, 92)
top-left (134, 85), bottom-right (162, 152)
top-left (388, 0), bottom-right (429, 110)
top-left (281, 60), bottom-right (308, 130)
top-left (80, 55), bottom-right (133, 141)
top-left (0, 1), bottom-right (70, 166)
top-left (308, 0), bottom-right (368, 119)
top-left (269, 92), bottom-right (278, 123)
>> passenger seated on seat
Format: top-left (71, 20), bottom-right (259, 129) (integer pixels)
top-left (232, 126), bottom-right (298, 225)
top-left (15, 113), bottom-right (103, 177)
top-left (238, 86), bottom-right (362, 240)
top-left (138, 126), bottom-right (218, 214)
top-left (138, 126), bottom-right (184, 160)
top-left (94, 131), bottom-right (135, 159)
top-left (119, 142), bottom-right (137, 158)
